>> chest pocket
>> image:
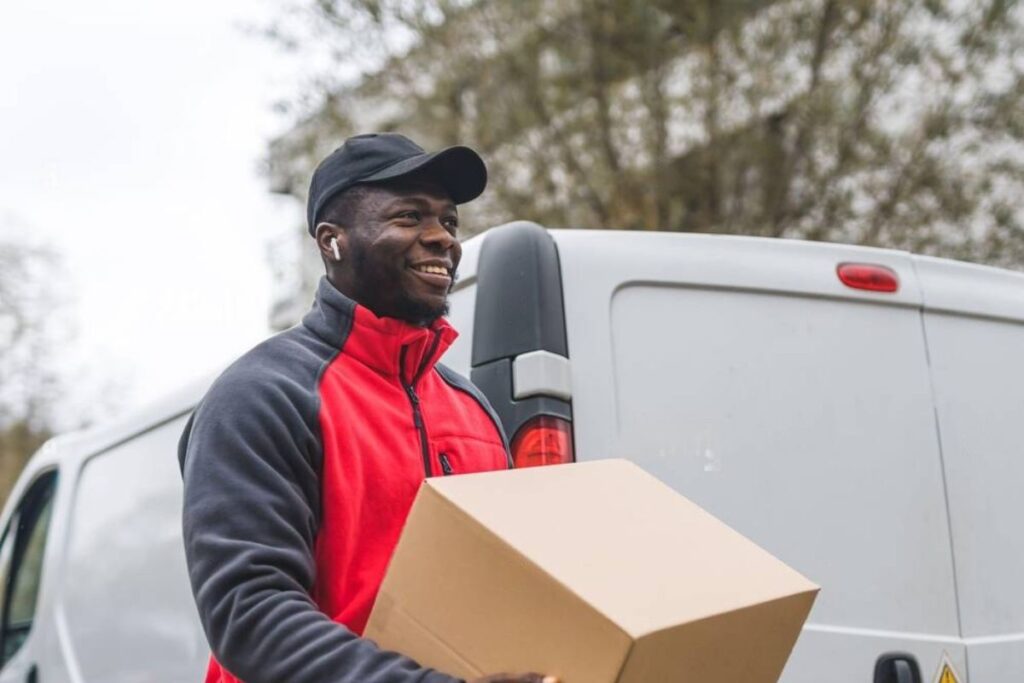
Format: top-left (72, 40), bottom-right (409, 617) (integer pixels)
top-left (435, 435), bottom-right (509, 476)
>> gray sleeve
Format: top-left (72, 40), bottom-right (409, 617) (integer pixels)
top-left (179, 368), bottom-right (461, 683)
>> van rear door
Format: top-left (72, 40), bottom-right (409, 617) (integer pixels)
top-left (551, 230), bottom-right (964, 683)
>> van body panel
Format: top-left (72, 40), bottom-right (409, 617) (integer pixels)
top-left (914, 255), bottom-right (1024, 682)
top-left (601, 284), bottom-right (956, 629)
top-left (58, 416), bottom-right (208, 682)
top-left (548, 230), bottom-right (925, 473)
top-left (914, 254), bottom-right (1024, 322)
top-left (551, 230), bottom-right (924, 306)
top-left (965, 639), bottom-right (1024, 683)
top-left (549, 230), bottom-right (961, 680)
top-left (442, 236), bottom-right (483, 376)
top-left (781, 628), bottom-right (967, 683)
top-left (919, 311), bottom-right (1024, 636)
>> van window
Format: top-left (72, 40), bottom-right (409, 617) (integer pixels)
top-left (0, 523), bottom-right (15, 658)
top-left (598, 284), bottom-right (959, 635)
top-left (7, 497), bottom-right (53, 626)
top-left (0, 470), bottom-right (58, 666)
top-left (63, 416), bottom-right (207, 681)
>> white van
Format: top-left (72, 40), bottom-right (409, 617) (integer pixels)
top-left (1, 222), bottom-right (1021, 683)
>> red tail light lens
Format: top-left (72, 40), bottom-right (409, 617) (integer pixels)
top-left (836, 263), bottom-right (900, 292)
top-left (510, 416), bottom-right (575, 469)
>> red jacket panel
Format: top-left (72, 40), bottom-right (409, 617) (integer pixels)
top-left (179, 277), bottom-right (509, 683)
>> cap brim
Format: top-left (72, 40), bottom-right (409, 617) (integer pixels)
top-left (361, 145), bottom-right (487, 204)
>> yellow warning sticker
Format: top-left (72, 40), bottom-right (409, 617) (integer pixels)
top-left (933, 653), bottom-right (961, 683)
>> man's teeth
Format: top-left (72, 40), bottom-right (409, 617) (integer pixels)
top-left (415, 265), bottom-right (449, 276)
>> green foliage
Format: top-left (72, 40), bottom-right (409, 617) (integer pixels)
top-left (265, 0), bottom-right (1024, 268)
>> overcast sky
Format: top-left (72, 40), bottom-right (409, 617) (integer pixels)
top-left (1, 0), bottom-right (307, 425)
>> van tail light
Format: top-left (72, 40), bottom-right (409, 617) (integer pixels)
top-left (510, 416), bottom-right (575, 468)
top-left (836, 263), bottom-right (900, 292)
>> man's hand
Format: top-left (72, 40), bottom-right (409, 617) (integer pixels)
top-left (469, 675), bottom-right (559, 683)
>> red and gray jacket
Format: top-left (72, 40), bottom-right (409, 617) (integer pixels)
top-left (178, 276), bottom-right (511, 683)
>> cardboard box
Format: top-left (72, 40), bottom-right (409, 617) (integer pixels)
top-left (366, 459), bottom-right (818, 682)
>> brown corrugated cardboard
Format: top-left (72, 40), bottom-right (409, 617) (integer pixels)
top-left (366, 459), bottom-right (819, 682)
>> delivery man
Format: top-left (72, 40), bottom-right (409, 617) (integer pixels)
top-left (179, 133), bottom-right (558, 683)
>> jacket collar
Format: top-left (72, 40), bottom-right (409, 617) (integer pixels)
top-left (301, 276), bottom-right (458, 384)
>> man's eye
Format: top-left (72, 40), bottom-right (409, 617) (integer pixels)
top-left (443, 217), bottom-right (459, 230)
top-left (398, 211), bottom-right (420, 222)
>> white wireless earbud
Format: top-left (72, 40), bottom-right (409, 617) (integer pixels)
top-left (330, 238), bottom-right (341, 261)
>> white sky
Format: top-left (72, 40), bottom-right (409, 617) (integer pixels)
top-left (1, 0), bottom-right (307, 424)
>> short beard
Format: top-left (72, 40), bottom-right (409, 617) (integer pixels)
top-left (348, 240), bottom-right (455, 326)
top-left (392, 297), bottom-right (450, 327)
top-left (390, 268), bottom-right (459, 326)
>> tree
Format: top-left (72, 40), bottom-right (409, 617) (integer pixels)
top-left (0, 220), bottom-right (67, 504)
top-left (263, 0), bottom-right (1024, 272)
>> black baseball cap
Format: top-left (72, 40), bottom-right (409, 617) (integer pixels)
top-left (306, 132), bottom-right (488, 235)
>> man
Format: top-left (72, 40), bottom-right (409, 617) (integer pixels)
top-left (178, 133), bottom-right (556, 683)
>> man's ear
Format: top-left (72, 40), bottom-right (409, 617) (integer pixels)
top-left (315, 222), bottom-right (347, 262)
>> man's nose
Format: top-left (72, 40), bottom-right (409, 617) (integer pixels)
top-left (421, 219), bottom-right (456, 249)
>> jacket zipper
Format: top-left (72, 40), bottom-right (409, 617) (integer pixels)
top-left (439, 453), bottom-right (453, 476)
top-left (401, 351), bottom-right (432, 477)
top-left (405, 382), bottom-right (431, 477)
top-left (401, 339), bottom-right (441, 478)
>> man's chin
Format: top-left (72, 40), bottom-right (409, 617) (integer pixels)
top-left (393, 297), bottom-right (450, 327)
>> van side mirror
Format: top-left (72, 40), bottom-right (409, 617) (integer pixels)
top-left (874, 652), bottom-right (922, 683)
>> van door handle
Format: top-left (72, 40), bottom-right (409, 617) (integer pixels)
top-left (893, 661), bottom-right (914, 683)
top-left (26, 664), bottom-right (38, 683)
top-left (874, 652), bottom-right (922, 683)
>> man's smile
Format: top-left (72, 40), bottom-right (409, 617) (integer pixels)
top-left (408, 260), bottom-right (454, 288)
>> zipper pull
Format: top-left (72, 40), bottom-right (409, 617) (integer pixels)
top-left (439, 453), bottom-right (453, 476)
